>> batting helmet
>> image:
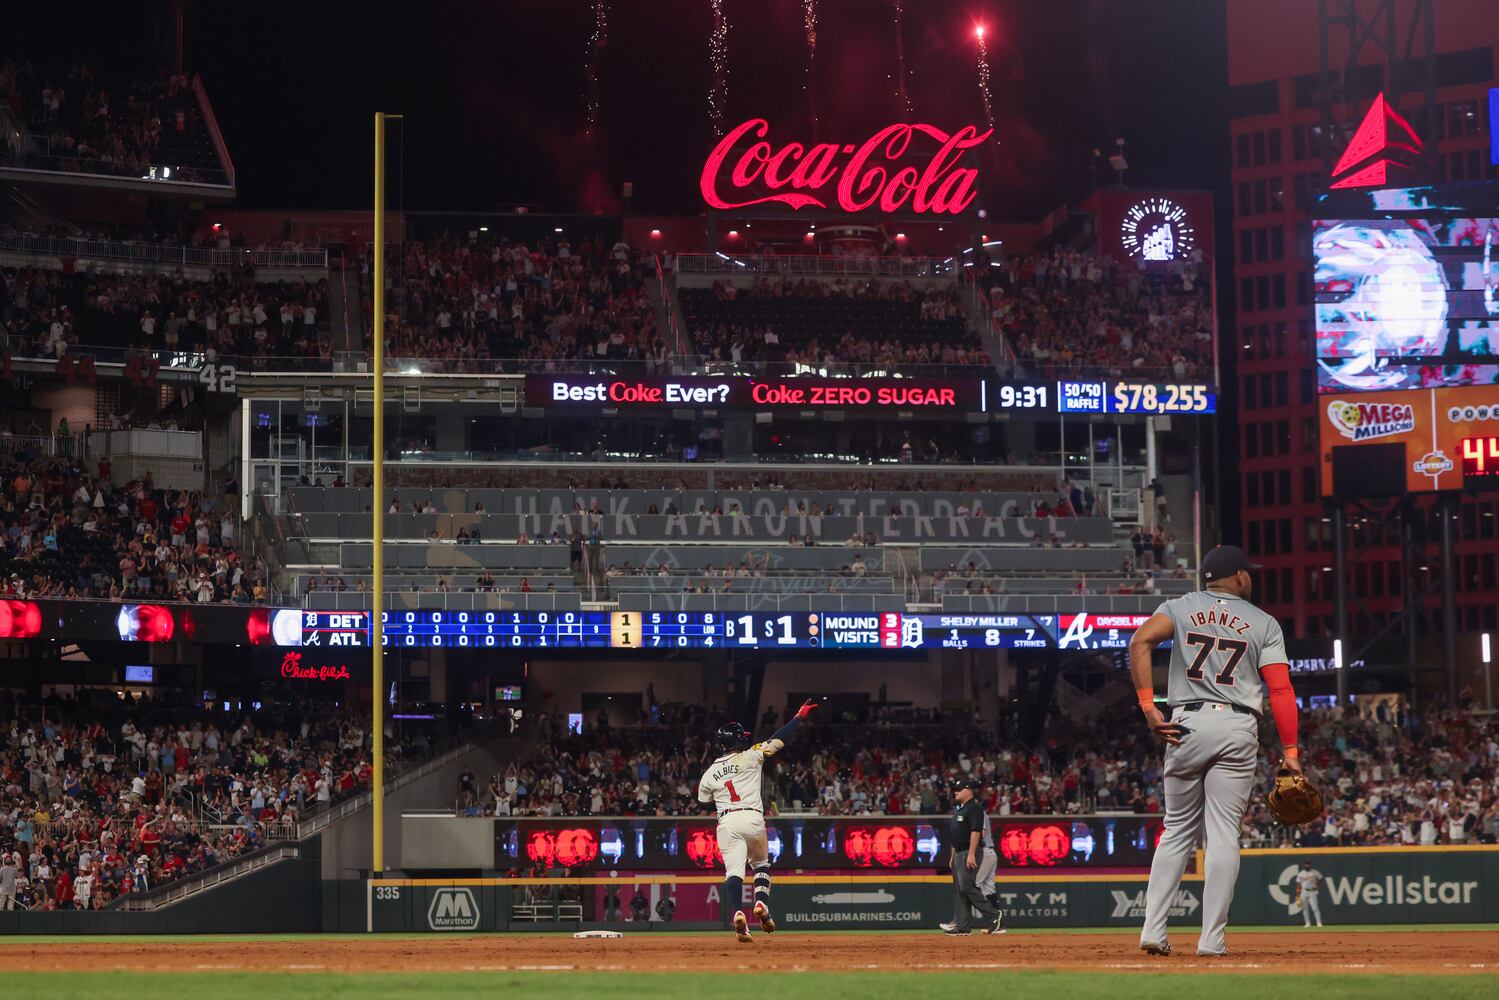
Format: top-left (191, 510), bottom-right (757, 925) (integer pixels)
top-left (716, 722), bottom-right (751, 752)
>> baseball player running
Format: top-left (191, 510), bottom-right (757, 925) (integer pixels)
top-left (1128, 545), bottom-right (1301, 957)
top-left (1295, 862), bottom-right (1325, 927)
top-left (698, 699), bottom-right (819, 943)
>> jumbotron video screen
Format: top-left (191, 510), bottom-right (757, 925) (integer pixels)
top-left (1314, 215), bottom-right (1499, 394)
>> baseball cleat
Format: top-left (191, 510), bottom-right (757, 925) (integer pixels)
top-left (938, 922), bottom-right (957, 932)
top-left (985, 913), bottom-right (1007, 935)
top-left (733, 910), bottom-right (752, 943)
top-left (1140, 941), bottom-right (1172, 956)
top-left (942, 927), bottom-right (972, 936)
top-left (753, 900), bottom-right (775, 934)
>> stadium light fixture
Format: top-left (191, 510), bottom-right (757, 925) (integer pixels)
top-left (975, 25), bottom-right (985, 38)
top-left (650, 229), bottom-right (662, 239)
top-left (1483, 632), bottom-right (1493, 710)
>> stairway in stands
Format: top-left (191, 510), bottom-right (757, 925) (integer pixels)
top-left (327, 254), bottom-right (366, 365)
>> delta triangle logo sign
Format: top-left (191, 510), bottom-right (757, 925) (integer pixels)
top-left (1330, 92), bottom-right (1423, 190)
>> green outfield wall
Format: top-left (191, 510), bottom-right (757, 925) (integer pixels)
top-left (1, 844), bottom-right (1492, 933)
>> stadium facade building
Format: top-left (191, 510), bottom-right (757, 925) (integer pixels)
top-left (1226, 0), bottom-right (1499, 642)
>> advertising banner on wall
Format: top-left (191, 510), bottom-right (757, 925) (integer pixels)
top-left (1235, 849), bottom-right (1499, 926)
top-left (366, 848), bottom-right (1499, 932)
top-left (524, 374), bottom-right (986, 413)
top-left (1318, 383), bottom-right (1499, 494)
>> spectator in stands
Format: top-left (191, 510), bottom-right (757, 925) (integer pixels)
top-left (988, 247), bottom-right (1212, 379)
top-left (683, 275), bottom-right (984, 374)
top-left (0, 453), bottom-right (259, 603)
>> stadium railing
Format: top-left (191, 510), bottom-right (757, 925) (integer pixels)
top-left (0, 232), bottom-right (328, 270)
top-left (675, 253), bottom-right (968, 278)
top-left (3, 339), bottom-right (1197, 387)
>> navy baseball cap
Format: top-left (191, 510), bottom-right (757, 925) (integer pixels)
top-left (1202, 545), bottom-right (1259, 583)
top-left (950, 776), bottom-right (978, 792)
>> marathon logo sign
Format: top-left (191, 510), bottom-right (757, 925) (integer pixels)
top-left (525, 375), bottom-right (984, 413)
top-left (1109, 888), bottom-right (1200, 920)
top-left (1328, 399), bottom-right (1416, 441)
top-left (427, 887), bottom-right (481, 931)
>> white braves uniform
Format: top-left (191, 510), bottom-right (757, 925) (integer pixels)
top-left (1295, 868), bottom-right (1324, 926)
top-left (698, 743), bottom-right (777, 879)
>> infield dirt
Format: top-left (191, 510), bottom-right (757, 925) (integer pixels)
top-left (3, 930), bottom-right (1496, 975)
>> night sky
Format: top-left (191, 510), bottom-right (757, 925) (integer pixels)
top-left (7, 1), bottom-right (1230, 217)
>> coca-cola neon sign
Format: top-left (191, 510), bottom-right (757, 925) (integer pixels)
top-left (701, 119), bottom-right (991, 214)
top-left (280, 651), bottom-right (351, 682)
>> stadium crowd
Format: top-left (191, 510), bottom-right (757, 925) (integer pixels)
top-left (0, 57), bottom-right (221, 183)
top-left (987, 248), bottom-right (1214, 380)
top-left (0, 692), bottom-right (396, 910)
top-left (1, 263), bottom-right (330, 367)
top-left (374, 233), bottom-right (665, 372)
top-left (470, 702), bottom-right (1499, 849)
top-left (0, 445), bottom-right (267, 604)
top-left (681, 276), bottom-right (988, 371)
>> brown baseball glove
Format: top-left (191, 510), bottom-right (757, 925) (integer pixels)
top-left (1267, 768), bottom-right (1324, 825)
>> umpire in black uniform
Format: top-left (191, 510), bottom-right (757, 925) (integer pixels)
top-left (943, 777), bottom-right (1004, 935)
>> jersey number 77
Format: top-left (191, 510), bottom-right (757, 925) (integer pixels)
top-left (1183, 632), bottom-right (1248, 685)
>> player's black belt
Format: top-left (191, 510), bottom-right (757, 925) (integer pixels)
top-left (717, 807), bottom-right (762, 819)
top-left (1179, 700), bottom-right (1260, 719)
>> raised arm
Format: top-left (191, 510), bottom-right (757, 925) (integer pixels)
top-left (760, 700), bottom-right (819, 757)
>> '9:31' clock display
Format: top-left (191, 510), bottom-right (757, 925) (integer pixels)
top-left (994, 383), bottom-right (1049, 409)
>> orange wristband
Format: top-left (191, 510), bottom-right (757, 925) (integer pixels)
top-left (1283, 746), bottom-right (1300, 759)
top-left (1136, 688), bottom-right (1156, 712)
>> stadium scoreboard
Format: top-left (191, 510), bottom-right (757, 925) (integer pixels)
top-left (623, 611), bottom-right (1153, 650)
top-left (526, 374), bottom-right (1216, 417)
top-left (379, 610), bottom-right (612, 648)
top-left (284, 610), bottom-right (1156, 650)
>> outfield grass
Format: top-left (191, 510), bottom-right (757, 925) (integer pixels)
top-left (0, 923), bottom-right (1495, 945)
top-left (6, 972), bottom-right (1497, 1000)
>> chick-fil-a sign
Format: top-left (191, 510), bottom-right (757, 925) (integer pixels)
top-left (701, 119), bottom-right (991, 214)
top-left (280, 651), bottom-right (351, 682)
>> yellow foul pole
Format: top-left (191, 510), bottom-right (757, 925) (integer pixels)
top-left (371, 111), bottom-right (399, 873)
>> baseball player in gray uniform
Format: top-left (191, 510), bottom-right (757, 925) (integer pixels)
top-left (1127, 545), bottom-right (1302, 957)
top-left (1295, 862), bottom-right (1325, 926)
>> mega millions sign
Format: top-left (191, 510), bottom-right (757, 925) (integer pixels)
top-left (701, 119), bottom-right (991, 214)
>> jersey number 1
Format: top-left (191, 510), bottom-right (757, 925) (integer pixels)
top-left (725, 779), bottom-right (740, 802)
top-left (1183, 632), bottom-right (1248, 685)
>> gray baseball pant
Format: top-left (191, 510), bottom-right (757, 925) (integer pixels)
top-left (950, 848), bottom-right (1001, 931)
top-left (1139, 705), bottom-right (1258, 955)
